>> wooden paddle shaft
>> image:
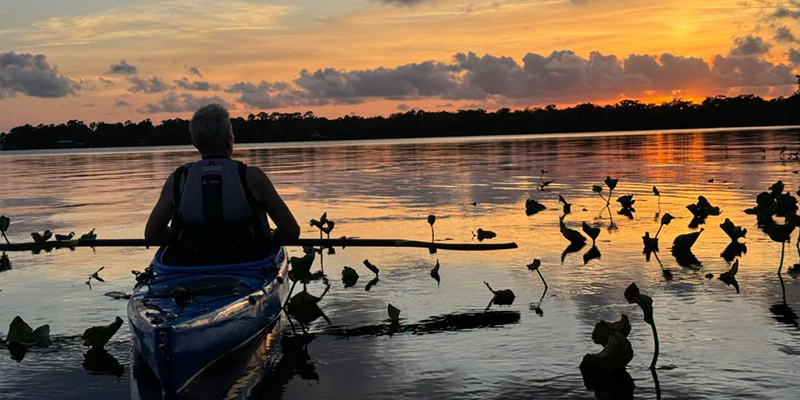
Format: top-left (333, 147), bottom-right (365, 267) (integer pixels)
top-left (0, 238), bottom-right (517, 252)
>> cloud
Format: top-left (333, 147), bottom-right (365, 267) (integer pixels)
top-left (376, 0), bottom-right (431, 5)
top-left (729, 35), bottom-right (772, 56)
top-left (774, 26), bottom-right (798, 43)
top-left (0, 51), bottom-right (78, 98)
top-left (227, 41), bottom-right (796, 110)
top-left (107, 60), bottom-right (137, 75)
top-left (185, 65), bottom-right (203, 77)
top-left (396, 103), bottom-right (411, 111)
top-left (113, 98), bottom-right (132, 107)
top-left (790, 48), bottom-right (800, 65)
top-left (772, 3), bottom-right (800, 20)
top-left (127, 75), bottom-right (172, 93)
top-left (140, 92), bottom-right (233, 113)
top-left (174, 77), bottom-right (220, 91)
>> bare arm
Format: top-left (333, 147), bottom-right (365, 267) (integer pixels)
top-left (145, 172), bottom-right (175, 243)
top-left (247, 167), bottom-right (301, 240)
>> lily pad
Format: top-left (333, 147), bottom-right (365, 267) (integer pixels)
top-left (0, 215), bottom-right (9, 232)
top-left (672, 228), bottom-right (704, 252)
top-left (341, 266), bottom-right (359, 288)
top-left (103, 291), bottom-right (131, 300)
top-left (591, 314), bottom-right (631, 345)
top-left (82, 316), bottom-right (124, 349)
top-left (1, 253), bottom-right (11, 271)
top-left (582, 222), bottom-right (600, 242)
top-left (428, 215), bottom-right (436, 226)
top-left (581, 331), bottom-right (634, 371)
top-left (560, 218), bottom-right (586, 245)
top-left (624, 283), bottom-right (653, 326)
top-left (720, 218), bottom-right (747, 242)
top-left (289, 251), bottom-right (316, 282)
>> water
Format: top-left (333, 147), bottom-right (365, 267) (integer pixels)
top-left (1, 127), bottom-right (799, 399)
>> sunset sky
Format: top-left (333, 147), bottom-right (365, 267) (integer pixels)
top-left (1, 0), bottom-right (799, 131)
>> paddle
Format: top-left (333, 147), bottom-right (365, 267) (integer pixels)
top-left (0, 238), bottom-right (518, 252)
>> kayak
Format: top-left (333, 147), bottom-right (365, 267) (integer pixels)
top-left (127, 246), bottom-right (289, 395)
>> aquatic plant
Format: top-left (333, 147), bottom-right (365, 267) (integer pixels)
top-left (525, 198), bottom-right (546, 215)
top-left (559, 195), bottom-right (572, 215)
top-left (718, 260), bottom-right (740, 293)
top-left (624, 283), bottom-right (659, 369)
top-left (365, 276), bottom-right (380, 291)
top-left (430, 259), bottom-right (440, 285)
top-left (768, 220), bottom-right (796, 274)
top-left (342, 266), bottom-right (359, 288)
top-left (82, 317), bottom-right (124, 350)
top-left (103, 291), bottom-right (130, 300)
top-left (388, 304), bottom-right (401, 323)
top-left (719, 218), bottom-right (747, 242)
top-left (581, 222), bottom-right (600, 245)
top-left (484, 281), bottom-right (515, 306)
top-left (31, 230), bottom-right (53, 243)
top-left (538, 169), bottom-right (553, 190)
top-left (526, 259), bottom-right (547, 295)
top-left (85, 267), bottom-right (105, 289)
top-left (652, 186), bottom-right (661, 209)
top-left (581, 315), bottom-right (634, 372)
top-left (560, 217), bottom-right (586, 245)
top-left (617, 194), bottom-right (635, 211)
top-left (473, 228), bottom-right (496, 241)
top-left (363, 259), bottom-right (380, 276)
top-left (0, 252), bottom-right (10, 271)
top-left (7, 316), bottom-right (50, 346)
top-left (80, 229), bottom-right (97, 240)
top-left (428, 214), bottom-right (436, 242)
top-left (0, 215), bottom-right (10, 244)
top-left (583, 245), bottom-right (602, 264)
top-left (672, 228), bottom-right (703, 253)
top-left (55, 232), bottom-right (75, 241)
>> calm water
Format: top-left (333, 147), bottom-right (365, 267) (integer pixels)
top-left (1, 128), bottom-right (800, 399)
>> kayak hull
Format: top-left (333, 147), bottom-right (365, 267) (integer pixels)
top-left (127, 246), bottom-right (289, 394)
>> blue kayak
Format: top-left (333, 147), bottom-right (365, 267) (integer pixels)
top-left (127, 246), bottom-right (289, 395)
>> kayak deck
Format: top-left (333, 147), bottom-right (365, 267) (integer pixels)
top-left (127, 246), bottom-right (289, 394)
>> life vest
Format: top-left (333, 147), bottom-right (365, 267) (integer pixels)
top-left (167, 158), bottom-right (271, 264)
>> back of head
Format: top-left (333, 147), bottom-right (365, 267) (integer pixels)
top-left (189, 104), bottom-right (233, 156)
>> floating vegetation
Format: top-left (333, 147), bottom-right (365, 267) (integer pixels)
top-left (525, 198), bottom-right (546, 215)
top-left (388, 303), bottom-right (401, 323)
top-left (55, 231), bottom-right (75, 241)
top-left (85, 267), bottom-right (105, 289)
top-left (538, 169), bottom-right (553, 190)
top-left (718, 260), bottom-right (740, 293)
top-left (341, 266), bottom-right (359, 288)
top-left (473, 228), bottom-right (496, 241)
top-left (560, 217), bottom-right (586, 245)
top-left (583, 245), bottom-right (602, 264)
top-left (0, 253), bottom-right (10, 271)
top-left (428, 214), bottom-right (436, 242)
top-left (7, 316), bottom-right (50, 346)
top-left (687, 195), bottom-right (721, 228)
top-left (526, 258), bottom-right (547, 292)
top-left (82, 316), bottom-right (123, 350)
top-left (672, 228), bottom-right (703, 253)
top-left (624, 283), bottom-right (659, 369)
top-left (365, 276), bottom-right (380, 292)
top-left (768, 221), bottom-right (796, 274)
top-left (327, 311), bottom-right (520, 338)
top-left (484, 281), bottom-right (515, 307)
top-left (581, 315), bottom-right (633, 371)
top-left (363, 259), bottom-right (380, 276)
top-left (653, 186), bottom-right (661, 209)
top-left (287, 283), bottom-right (331, 325)
top-left (721, 241), bottom-right (748, 263)
top-left (559, 195), bottom-right (572, 215)
top-left (430, 259), bottom-right (440, 285)
top-left (719, 218), bottom-right (747, 242)
top-left (103, 291), bottom-right (130, 300)
top-left (617, 194), bottom-right (635, 211)
top-left (581, 222), bottom-right (600, 245)
top-left (0, 215), bottom-right (10, 244)
top-left (31, 230), bottom-right (53, 243)
top-left (80, 228), bottom-right (97, 240)
top-left (83, 348), bottom-right (124, 376)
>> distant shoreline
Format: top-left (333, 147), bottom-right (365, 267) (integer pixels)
top-left (2, 94), bottom-right (799, 151)
top-left (1, 124), bottom-right (798, 157)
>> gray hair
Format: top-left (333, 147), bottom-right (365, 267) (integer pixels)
top-left (189, 104), bottom-right (233, 155)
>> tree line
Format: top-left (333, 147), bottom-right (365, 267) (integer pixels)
top-left (2, 90), bottom-right (799, 151)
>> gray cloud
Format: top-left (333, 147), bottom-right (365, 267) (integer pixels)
top-left (140, 92), bottom-right (232, 113)
top-left (730, 35), bottom-right (772, 56)
top-left (0, 51), bottom-right (78, 98)
top-left (774, 26), bottom-right (798, 43)
top-left (127, 75), bottom-right (172, 93)
top-left (229, 43), bottom-right (796, 109)
top-left (790, 48), bottom-right (800, 65)
top-left (113, 98), bottom-right (132, 107)
top-left (375, 0), bottom-right (430, 5)
top-left (186, 65), bottom-right (203, 77)
top-left (396, 103), bottom-right (411, 111)
top-left (773, 2), bottom-right (800, 19)
top-left (107, 60), bottom-right (138, 75)
top-left (174, 77), bottom-right (220, 91)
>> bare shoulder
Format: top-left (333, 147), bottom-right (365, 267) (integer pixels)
top-left (245, 165), bottom-right (270, 184)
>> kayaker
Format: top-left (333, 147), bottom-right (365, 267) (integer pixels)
top-left (145, 104), bottom-right (300, 263)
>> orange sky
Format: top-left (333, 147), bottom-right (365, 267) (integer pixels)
top-left (0, 0), bottom-right (798, 131)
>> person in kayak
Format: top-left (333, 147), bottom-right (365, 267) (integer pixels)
top-left (145, 104), bottom-right (300, 263)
